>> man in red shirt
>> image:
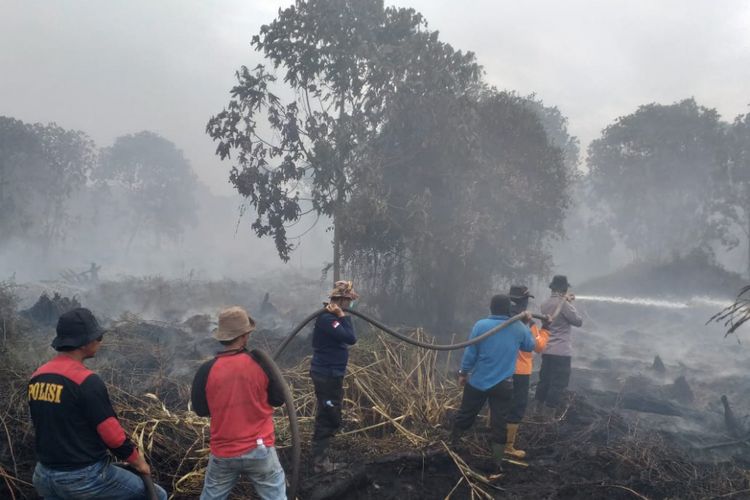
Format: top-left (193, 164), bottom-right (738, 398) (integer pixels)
top-left (29, 308), bottom-right (167, 500)
top-left (191, 306), bottom-right (286, 500)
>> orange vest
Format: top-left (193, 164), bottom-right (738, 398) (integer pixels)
top-left (515, 323), bottom-right (549, 375)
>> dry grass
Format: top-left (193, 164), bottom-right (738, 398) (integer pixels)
top-left (711, 284), bottom-right (750, 337)
top-left (0, 356), bottom-right (37, 500)
top-left (3, 321), bottom-right (750, 499)
top-left (96, 326), bottom-right (472, 498)
top-left (0, 281), bottom-right (21, 347)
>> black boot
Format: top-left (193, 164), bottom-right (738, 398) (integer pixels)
top-left (490, 443), bottom-right (505, 473)
top-left (312, 438), bottom-right (334, 473)
top-left (450, 428), bottom-right (463, 447)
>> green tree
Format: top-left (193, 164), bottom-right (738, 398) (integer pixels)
top-left (0, 117), bottom-right (95, 250)
top-left (720, 112), bottom-right (750, 277)
top-left (96, 131), bottom-right (198, 248)
top-left (0, 116), bottom-right (43, 240)
top-left (33, 123), bottom-right (96, 248)
top-left (588, 98), bottom-right (728, 261)
top-left (341, 88), bottom-right (572, 329)
top-left (206, 0), bottom-right (480, 280)
top-left (522, 96), bottom-right (580, 173)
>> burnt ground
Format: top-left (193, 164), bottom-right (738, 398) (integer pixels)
top-left (3, 275), bottom-right (750, 499)
top-left (294, 394), bottom-right (750, 500)
top-left (293, 296), bottom-right (750, 499)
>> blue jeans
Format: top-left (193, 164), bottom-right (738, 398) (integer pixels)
top-left (33, 460), bottom-right (168, 500)
top-left (201, 446), bottom-right (286, 500)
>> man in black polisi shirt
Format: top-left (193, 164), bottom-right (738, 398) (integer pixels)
top-left (28, 308), bottom-right (167, 500)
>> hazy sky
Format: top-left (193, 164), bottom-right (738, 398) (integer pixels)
top-left (2, 0), bottom-right (749, 194)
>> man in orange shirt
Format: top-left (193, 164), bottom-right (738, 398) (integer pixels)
top-left (506, 285), bottom-right (549, 459)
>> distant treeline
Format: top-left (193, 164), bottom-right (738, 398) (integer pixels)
top-left (0, 119), bottom-right (199, 255)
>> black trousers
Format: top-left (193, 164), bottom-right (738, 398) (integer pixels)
top-left (453, 379), bottom-right (513, 445)
top-left (310, 371), bottom-right (344, 457)
top-left (535, 354), bottom-right (571, 408)
top-left (508, 374), bottom-right (530, 423)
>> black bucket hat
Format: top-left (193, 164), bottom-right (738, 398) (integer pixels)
top-left (52, 308), bottom-right (104, 350)
top-left (509, 285), bottom-right (534, 301)
top-left (549, 275), bottom-right (571, 291)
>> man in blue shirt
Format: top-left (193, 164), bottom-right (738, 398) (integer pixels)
top-left (310, 280), bottom-right (358, 473)
top-left (451, 294), bottom-right (535, 467)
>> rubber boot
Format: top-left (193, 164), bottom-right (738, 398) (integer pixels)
top-left (542, 405), bottom-right (557, 423)
top-left (312, 438), bottom-right (334, 473)
top-left (449, 427), bottom-right (463, 448)
top-left (504, 423), bottom-right (526, 459)
top-left (490, 443), bottom-right (505, 472)
top-left (531, 399), bottom-right (544, 416)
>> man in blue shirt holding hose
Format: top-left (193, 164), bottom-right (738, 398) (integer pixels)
top-left (309, 280), bottom-right (359, 473)
top-left (451, 294), bottom-right (535, 468)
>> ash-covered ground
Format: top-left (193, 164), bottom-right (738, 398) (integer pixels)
top-left (2, 266), bottom-right (750, 499)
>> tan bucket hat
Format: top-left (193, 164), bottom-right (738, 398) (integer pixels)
top-left (212, 306), bottom-right (256, 341)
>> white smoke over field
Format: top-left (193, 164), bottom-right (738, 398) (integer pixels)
top-left (0, 188), bottom-right (331, 284)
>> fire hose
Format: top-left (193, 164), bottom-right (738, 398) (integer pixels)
top-left (113, 463), bottom-right (158, 500)
top-left (274, 308), bottom-right (547, 360)
top-left (270, 306), bottom-right (549, 498)
top-left (141, 473), bottom-right (158, 500)
top-left (250, 348), bottom-right (301, 500)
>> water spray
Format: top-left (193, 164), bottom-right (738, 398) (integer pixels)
top-left (575, 294), bottom-right (732, 310)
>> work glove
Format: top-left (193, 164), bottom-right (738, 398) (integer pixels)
top-left (541, 314), bottom-right (552, 330)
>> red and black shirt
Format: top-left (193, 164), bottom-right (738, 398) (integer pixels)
top-left (28, 355), bottom-right (138, 470)
top-left (191, 349), bottom-right (284, 458)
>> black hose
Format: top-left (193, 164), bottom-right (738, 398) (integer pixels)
top-left (346, 309), bottom-right (546, 350)
top-left (273, 309), bottom-right (326, 361)
top-left (274, 308), bottom-right (547, 359)
top-left (251, 348), bottom-right (301, 500)
top-left (112, 463), bottom-right (158, 500)
top-left (141, 473), bottom-right (158, 500)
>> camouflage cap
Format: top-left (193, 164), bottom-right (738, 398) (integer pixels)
top-left (329, 280), bottom-right (359, 300)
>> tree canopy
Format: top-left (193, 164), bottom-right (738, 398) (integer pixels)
top-left (206, 0), bottom-right (582, 325)
top-left (206, 0), bottom-right (481, 278)
top-left (340, 87), bottom-right (572, 327)
top-left (96, 131), bottom-right (198, 247)
top-left (588, 98), bottom-right (728, 261)
top-left (719, 111), bottom-right (750, 276)
top-left (0, 117), bottom-right (95, 249)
